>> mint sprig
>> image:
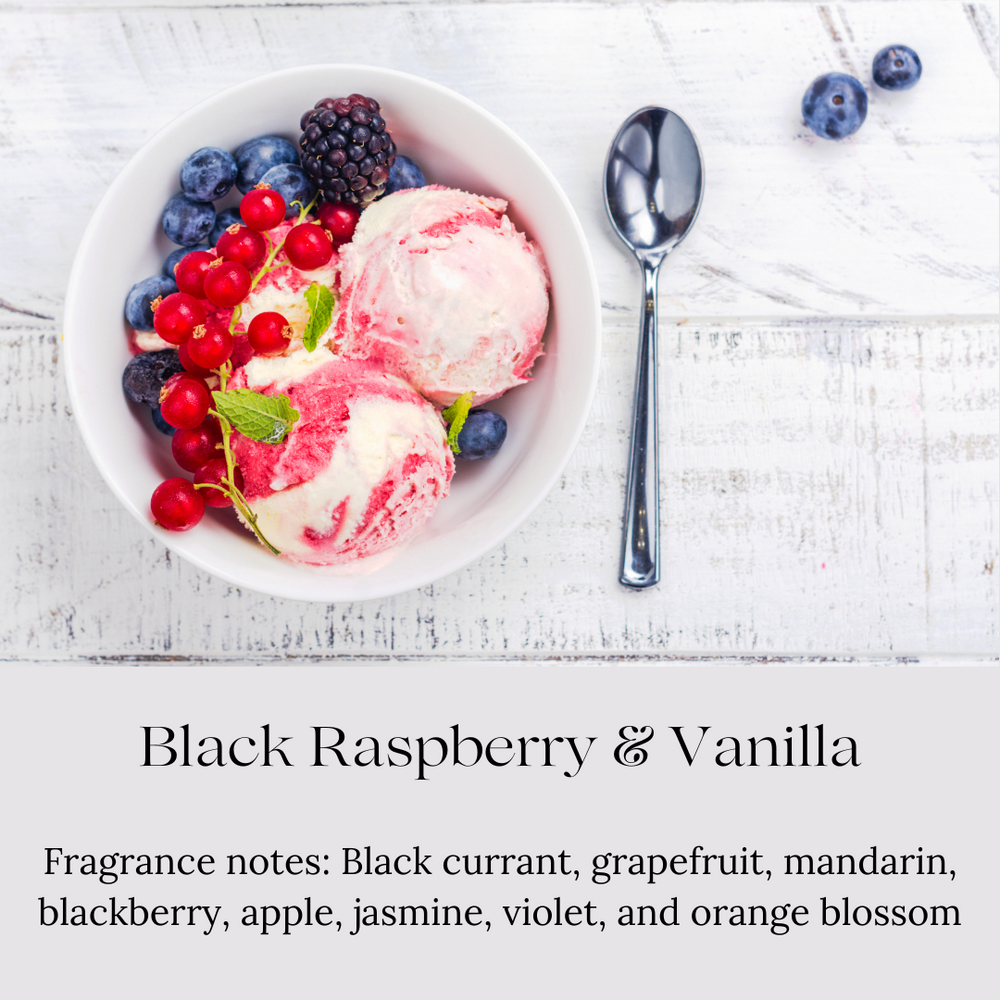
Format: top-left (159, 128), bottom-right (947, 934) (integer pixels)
top-left (198, 199), bottom-right (334, 556)
top-left (442, 391), bottom-right (476, 454)
top-left (198, 366), bottom-right (301, 557)
top-left (302, 281), bottom-right (335, 352)
top-left (211, 388), bottom-right (299, 445)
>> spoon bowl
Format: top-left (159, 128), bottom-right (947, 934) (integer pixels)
top-left (604, 106), bottom-right (704, 588)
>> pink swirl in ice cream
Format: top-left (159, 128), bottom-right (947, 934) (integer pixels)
top-left (228, 352), bottom-right (453, 566)
top-left (335, 186), bottom-right (549, 406)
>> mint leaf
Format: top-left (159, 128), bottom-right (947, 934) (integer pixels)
top-left (442, 391), bottom-right (476, 454)
top-left (302, 281), bottom-right (335, 352)
top-left (212, 389), bottom-right (299, 445)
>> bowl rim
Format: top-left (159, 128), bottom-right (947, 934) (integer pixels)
top-left (64, 64), bottom-right (601, 602)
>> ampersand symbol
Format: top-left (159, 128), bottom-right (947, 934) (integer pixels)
top-left (614, 726), bottom-right (654, 766)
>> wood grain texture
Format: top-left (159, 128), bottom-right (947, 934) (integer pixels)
top-left (1, 2), bottom-right (997, 321)
top-left (0, 1), bottom-right (997, 660)
top-left (2, 322), bottom-right (995, 658)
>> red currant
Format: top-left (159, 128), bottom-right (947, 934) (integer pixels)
top-left (186, 321), bottom-right (234, 369)
top-left (318, 201), bottom-right (360, 244)
top-left (203, 259), bottom-right (252, 307)
top-left (194, 456), bottom-right (245, 508)
top-left (152, 292), bottom-right (205, 345)
top-left (247, 311), bottom-right (293, 356)
top-left (216, 224), bottom-right (267, 270)
top-left (283, 223), bottom-right (334, 270)
top-left (177, 340), bottom-right (214, 378)
top-left (159, 373), bottom-right (212, 429)
top-left (151, 477), bottom-right (205, 531)
top-left (171, 419), bottom-right (223, 472)
top-left (173, 250), bottom-right (215, 298)
top-left (240, 186), bottom-right (286, 231)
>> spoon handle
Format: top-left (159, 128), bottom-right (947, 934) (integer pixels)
top-left (619, 258), bottom-right (661, 588)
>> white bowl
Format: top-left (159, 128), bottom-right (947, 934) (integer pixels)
top-left (64, 66), bottom-right (601, 602)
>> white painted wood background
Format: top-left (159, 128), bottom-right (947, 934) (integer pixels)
top-left (1, 0), bottom-right (997, 660)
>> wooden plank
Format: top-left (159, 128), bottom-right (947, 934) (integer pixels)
top-left (2, 322), bottom-right (994, 658)
top-left (0, 1), bottom-right (996, 660)
top-left (0, 1), bottom-right (996, 321)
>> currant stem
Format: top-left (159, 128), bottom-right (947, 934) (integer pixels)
top-left (200, 201), bottom-right (321, 559)
top-left (292, 191), bottom-right (321, 224)
top-left (206, 359), bottom-right (281, 557)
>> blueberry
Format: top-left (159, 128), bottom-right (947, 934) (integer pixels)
top-left (384, 155), bottom-right (427, 196)
top-left (180, 146), bottom-right (238, 201)
top-left (456, 409), bottom-right (507, 460)
top-left (259, 162), bottom-right (317, 218)
top-left (209, 207), bottom-right (242, 247)
top-left (163, 243), bottom-right (209, 277)
top-left (125, 274), bottom-right (178, 330)
top-left (162, 192), bottom-right (216, 246)
top-left (233, 135), bottom-right (299, 194)
top-left (150, 405), bottom-right (176, 436)
top-left (122, 350), bottom-right (185, 406)
top-left (872, 45), bottom-right (922, 90)
top-left (802, 72), bottom-right (868, 140)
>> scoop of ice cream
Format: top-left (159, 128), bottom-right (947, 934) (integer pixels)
top-left (336, 186), bottom-right (549, 406)
top-left (228, 351), bottom-right (453, 567)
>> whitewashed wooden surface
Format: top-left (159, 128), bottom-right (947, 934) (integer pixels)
top-left (1, 0), bottom-right (997, 660)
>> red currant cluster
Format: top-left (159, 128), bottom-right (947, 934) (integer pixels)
top-left (148, 184), bottom-right (361, 535)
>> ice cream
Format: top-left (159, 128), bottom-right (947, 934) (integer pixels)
top-left (228, 351), bottom-right (453, 567)
top-left (335, 186), bottom-right (549, 406)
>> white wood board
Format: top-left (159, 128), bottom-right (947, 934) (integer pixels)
top-left (2, 321), bottom-right (994, 658)
top-left (0, 0), bottom-right (996, 660)
top-left (0, 2), bottom-right (997, 321)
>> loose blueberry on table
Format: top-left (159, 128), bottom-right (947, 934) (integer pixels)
top-left (872, 45), bottom-right (922, 91)
top-left (802, 72), bottom-right (868, 140)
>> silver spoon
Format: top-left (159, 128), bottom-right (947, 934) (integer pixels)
top-left (604, 107), bottom-right (704, 589)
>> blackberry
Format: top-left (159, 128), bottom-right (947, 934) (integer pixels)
top-left (298, 94), bottom-right (396, 209)
top-left (122, 350), bottom-right (185, 406)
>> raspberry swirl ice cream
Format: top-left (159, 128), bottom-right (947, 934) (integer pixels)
top-left (228, 351), bottom-right (453, 567)
top-left (335, 186), bottom-right (549, 406)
